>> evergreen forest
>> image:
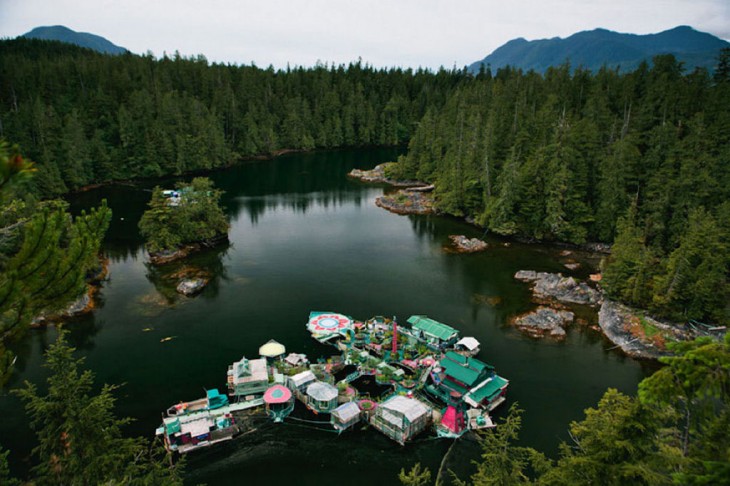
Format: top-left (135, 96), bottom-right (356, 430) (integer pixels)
top-left (1, 39), bottom-right (727, 325)
top-left (0, 38), bottom-right (729, 485)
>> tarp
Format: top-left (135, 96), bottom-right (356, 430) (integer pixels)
top-left (455, 336), bottom-right (480, 351)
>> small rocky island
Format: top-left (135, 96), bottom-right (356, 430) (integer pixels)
top-left (348, 162), bottom-right (437, 216)
top-left (347, 162), bottom-right (429, 188)
top-left (510, 271), bottom-right (598, 340)
top-left (514, 270), bottom-right (601, 306)
top-left (511, 306), bottom-right (575, 340)
top-left (375, 189), bottom-right (435, 215)
top-left (511, 269), bottom-right (713, 357)
top-left (448, 235), bottom-right (488, 253)
top-left (139, 177), bottom-right (229, 295)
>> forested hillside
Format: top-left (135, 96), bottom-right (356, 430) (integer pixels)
top-left (0, 38), bottom-right (465, 197)
top-left (391, 53), bottom-right (730, 325)
top-left (1, 38), bottom-right (728, 324)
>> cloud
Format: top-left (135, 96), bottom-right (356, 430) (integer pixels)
top-left (1, 0), bottom-right (728, 69)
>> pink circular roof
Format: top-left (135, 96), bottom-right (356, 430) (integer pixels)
top-left (263, 385), bottom-right (292, 404)
top-left (309, 313), bottom-right (351, 332)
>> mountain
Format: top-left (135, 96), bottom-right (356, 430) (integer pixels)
top-left (469, 26), bottom-right (730, 74)
top-left (21, 25), bottom-right (127, 55)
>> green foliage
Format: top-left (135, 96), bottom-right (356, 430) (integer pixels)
top-left (456, 404), bottom-right (550, 486)
top-left (138, 177), bottom-right (229, 253)
top-left (639, 334), bottom-right (730, 477)
top-left (12, 331), bottom-right (183, 485)
top-left (0, 445), bottom-right (19, 486)
top-left (0, 140), bottom-right (36, 197)
top-left (542, 389), bottom-right (677, 485)
top-left (399, 462), bottom-right (432, 486)
top-left (391, 55), bottom-right (729, 324)
top-left (0, 38), bottom-right (466, 198)
top-left (0, 140), bottom-right (111, 385)
top-left (651, 208), bottom-right (730, 323)
top-left (0, 200), bottom-right (111, 335)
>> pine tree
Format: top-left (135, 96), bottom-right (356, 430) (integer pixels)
top-left (13, 331), bottom-right (183, 485)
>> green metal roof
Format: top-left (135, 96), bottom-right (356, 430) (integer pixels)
top-left (407, 315), bottom-right (458, 341)
top-left (443, 351), bottom-right (493, 373)
top-left (440, 358), bottom-right (482, 387)
top-left (468, 375), bottom-right (509, 403)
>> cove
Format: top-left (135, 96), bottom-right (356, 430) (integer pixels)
top-left (0, 147), bottom-right (651, 484)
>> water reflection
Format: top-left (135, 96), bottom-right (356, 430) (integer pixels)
top-left (143, 244), bottom-right (231, 305)
top-left (236, 191), bottom-right (366, 225)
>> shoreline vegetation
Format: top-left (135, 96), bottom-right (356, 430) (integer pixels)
top-left (139, 177), bottom-right (230, 267)
top-left (2, 38), bottom-right (726, 326)
top-left (351, 166), bottom-right (724, 360)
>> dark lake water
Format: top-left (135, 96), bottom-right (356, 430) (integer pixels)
top-left (0, 147), bottom-right (651, 484)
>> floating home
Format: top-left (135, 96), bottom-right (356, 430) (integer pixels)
top-left (263, 384), bottom-right (294, 422)
top-left (428, 351), bottom-right (509, 411)
top-left (331, 401), bottom-right (361, 432)
top-left (227, 356), bottom-right (269, 398)
top-left (159, 411), bottom-right (237, 454)
top-left (406, 315), bottom-right (460, 350)
top-left (305, 381), bottom-right (339, 414)
top-left (371, 395), bottom-right (432, 445)
top-left (157, 312), bottom-right (510, 453)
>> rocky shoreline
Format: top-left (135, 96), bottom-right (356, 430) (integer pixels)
top-left (347, 163), bottom-right (429, 188)
top-left (448, 235), bottom-right (488, 253)
top-left (510, 269), bottom-right (711, 359)
top-left (511, 306), bottom-right (575, 340)
top-left (375, 190), bottom-right (435, 215)
top-left (514, 270), bottom-right (601, 307)
top-left (31, 256), bottom-right (110, 327)
top-left (148, 234), bottom-right (229, 265)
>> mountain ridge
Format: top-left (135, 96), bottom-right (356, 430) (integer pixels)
top-left (470, 26), bottom-right (730, 74)
top-left (21, 25), bottom-right (128, 55)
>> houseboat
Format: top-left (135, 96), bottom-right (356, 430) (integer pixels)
top-left (227, 356), bottom-right (269, 399)
top-left (406, 315), bottom-right (460, 350)
top-left (370, 395), bottom-right (433, 445)
top-left (158, 411), bottom-right (238, 454)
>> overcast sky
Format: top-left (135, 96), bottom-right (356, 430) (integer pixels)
top-left (1, 0), bottom-right (728, 69)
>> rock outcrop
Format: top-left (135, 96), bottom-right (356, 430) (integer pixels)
top-left (598, 299), bottom-right (692, 359)
top-left (347, 163), bottom-right (428, 187)
top-left (511, 306), bottom-right (575, 339)
top-left (448, 235), bottom-right (488, 253)
top-left (514, 271), bottom-right (601, 306)
top-left (176, 278), bottom-right (209, 296)
top-left (148, 234), bottom-right (229, 265)
top-left (375, 190), bottom-right (435, 215)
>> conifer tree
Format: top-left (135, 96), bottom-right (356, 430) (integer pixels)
top-left (13, 331), bottom-right (183, 485)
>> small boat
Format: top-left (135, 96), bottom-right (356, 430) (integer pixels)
top-left (166, 388), bottom-right (229, 417)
